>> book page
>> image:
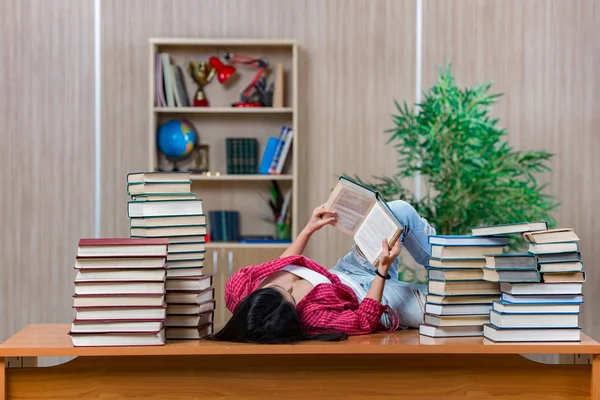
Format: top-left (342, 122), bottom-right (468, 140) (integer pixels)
top-left (354, 202), bottom-right (401, 265)
top-left (329, 189), bottom-right (375, 235)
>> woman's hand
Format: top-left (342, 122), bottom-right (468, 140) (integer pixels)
top-left (303, 204), bottom-right (337, 235)
top-left (378, 238), bottom-right (402, 275)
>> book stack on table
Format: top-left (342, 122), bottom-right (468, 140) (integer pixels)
top-left (127, 172), bottom-right (214, 339)
top-left (419, 235), bottom-right (509, 338)
top-left (476, 224), bottom-right (585, 342)
top-left (69, 238), bottom-right (169, 346)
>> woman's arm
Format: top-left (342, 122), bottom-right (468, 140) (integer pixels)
top-left (280, 204), bottom-right (336, 257)
top-left (365, 239), bottom-right (402, 302)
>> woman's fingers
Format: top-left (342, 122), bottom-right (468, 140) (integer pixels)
top-left (381, 239), bottom-right (389, 259)
top-left (390, 239), bottom-right (402, 257)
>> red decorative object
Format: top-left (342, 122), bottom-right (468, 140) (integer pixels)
top-left (194, 97), bottom-right (209, 107)
top-left (209, 56), bottom-right (236, 84)
top-left (210, 50), bottom-right (273, 107)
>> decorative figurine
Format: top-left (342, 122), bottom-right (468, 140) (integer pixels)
top-left (186, 60), bottom-right (215, 107)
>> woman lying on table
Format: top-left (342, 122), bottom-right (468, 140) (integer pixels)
top-left (209, 200), bottom-right (436, 344)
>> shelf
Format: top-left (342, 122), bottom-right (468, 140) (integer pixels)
top-left (205, 242), bottom-right (290, 249)
top-left (154, 107), bottom-right (293, 114)
top-left (150, 38), bottom-right (296, 47)
top-left (190, 174), bottom-right (293, 181)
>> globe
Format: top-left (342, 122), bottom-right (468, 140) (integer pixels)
top-left (157, 120), bottom-right (197, 160)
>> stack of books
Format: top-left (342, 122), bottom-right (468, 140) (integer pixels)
top-left (226, 138), bottom-right (258, 174)
top-left (476, 225), bottom-right (584, 342)
top-left (419, 235), bottom-right (509, 338)
top-left (69, 238), bottom-right (169, 347)
top-left (208, 210), bottom-right (240, 242)
top-left (127, 171), bottom-right (215, 339)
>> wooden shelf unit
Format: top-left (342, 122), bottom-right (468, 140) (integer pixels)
top-left (149, 38), bottom-right (298, 327)
top-left (148, 38), bottom-right (298, 239)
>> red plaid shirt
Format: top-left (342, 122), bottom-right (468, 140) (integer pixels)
top-left (224, 254), bottom-right (399, 335)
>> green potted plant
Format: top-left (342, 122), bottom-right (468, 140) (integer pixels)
top-left (354, 65), bottom-right (559, 283)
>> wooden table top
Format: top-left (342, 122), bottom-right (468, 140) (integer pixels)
top-left (0, 324), bottom-right (599, 357)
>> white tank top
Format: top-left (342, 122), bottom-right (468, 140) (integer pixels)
top-left (280, 264), bottom-right (332, 287)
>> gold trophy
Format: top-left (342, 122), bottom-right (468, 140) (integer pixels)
top-left (186, 60), bottom-right (215, 107)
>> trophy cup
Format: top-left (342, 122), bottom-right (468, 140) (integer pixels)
top-left (186, 60), bottom-right (216, 107)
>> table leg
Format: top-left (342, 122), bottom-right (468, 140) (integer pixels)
top-left (593, 355), bottom-right (600, 400)
top-left (0, 358), bottom-right (5, 400)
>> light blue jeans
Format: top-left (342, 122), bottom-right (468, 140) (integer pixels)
top-left (330, 200), bottom-right (436, 329)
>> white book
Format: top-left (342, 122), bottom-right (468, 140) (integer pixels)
top-left (470, 222), bottom-right (548, 236)
top-left (528, 242), bottom-right (579, 254)
top-left (166, 324), bottom-right (213, 340)
top-left (165, 311), bottom-right (214, 327)
top-left (70, 320), bottom-right (163, 333)
top-left (492, 301), bottom-right (580, 314)
top-left (429, 235), bottom-right (510, 246)
top-left (489, 310), bottom-right (579, 329)
top-left (70, 329), bottom-right (166, 346)
top-left (419, 324), bottom-right (483, 338)
top-left (75, 307), bottom-right (166, 321)
top-left (323, 176), bottom-right (403, 266)
top-left (72, 294), bottom-right (165, 308)
top-left (483, 324), bottom-right (580, 342)
top-left (425, 303), bottom-right (492, 316)
top-left (500, 282), bottom-right (582, 295)
top-left (74, 281), bottom-right (165, 295)
top-left (275, 129), bottom-right (294, 174)
top-left (75, 269), bottom-right (166, 282)
top-left (128, 200), bottom-right (203, 217)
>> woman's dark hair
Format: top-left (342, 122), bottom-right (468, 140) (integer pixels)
top-left (207, 288), bottom-right (348, 344)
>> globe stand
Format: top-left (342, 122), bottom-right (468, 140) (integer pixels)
top-left (157, 156), bottom-right (187, 172)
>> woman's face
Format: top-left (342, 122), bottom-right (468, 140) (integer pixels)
top-left (266, 284), bottom-right (296, 305)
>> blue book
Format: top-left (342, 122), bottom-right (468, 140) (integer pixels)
top-left (259, 137), bottom-right (280, 174)
top-left (492, 300), bottom-right (581, 314)
top-left (500, 292), bottom-right (584, 304)
top-left (429, 235), bottom-right (510, 246)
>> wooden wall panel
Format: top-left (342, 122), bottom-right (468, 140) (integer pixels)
top-left (101, 0), bottom-right (416, 269)
top-left (422, 0), bottom-right (600, 336)
top-left (0, 0), bottom-right (95, 343)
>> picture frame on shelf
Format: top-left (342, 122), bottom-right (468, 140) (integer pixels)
top-left (192, 144), bottom-right (210, 173)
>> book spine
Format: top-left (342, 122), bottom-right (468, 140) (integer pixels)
top-left (243, 139), bottom-right (249, 174)
top-left (269, 126), bottom-right (289, 174)
top-left (250, 139), bottom-right (257, 174)
top-left (259, 137), bottom-right (279, 174)
top-left (226, 139), bottom-right (233, 175)
top-left (275, 129), bottom-right (293, 174)
top-left (220, 212), bottom-right (228, 242)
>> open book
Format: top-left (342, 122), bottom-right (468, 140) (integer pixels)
top-left (324, 176), bottom-right (403, 266)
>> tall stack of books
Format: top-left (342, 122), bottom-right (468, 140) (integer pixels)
top-left (69, 238), bottom-right (169, 347)
top-left (419, 235), bottom-right (509, 338)
top-left (475, 224), bottom-right (584, 342)
top-left (127, 172), bottom-right (215, 340)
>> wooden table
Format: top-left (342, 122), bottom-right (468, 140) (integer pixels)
top-left (1, 324), bottom-right (599, 399)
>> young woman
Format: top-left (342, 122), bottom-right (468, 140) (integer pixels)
top-left (209, 200), bottom-right (435, 344)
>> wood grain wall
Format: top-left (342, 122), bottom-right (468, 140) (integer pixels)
top-left (0, 0), bottom-right (95, 343)
top-left (100, 0), bottom-right (417, 270)
top-left (422, 0), bottom-right (600, 336)
top-left (1, 0), bottom-right (598, 348)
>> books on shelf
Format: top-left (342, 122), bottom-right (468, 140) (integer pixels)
top-left (259, 126), bottom-right (293, 175)
top-left (419, 234), bottom-right (508, 338)
top-left (226, 138), bottom-right (258, 174)
top-left (208, 211), bottom-right (240, 242)
top-left (125, 171), bottom-right (214, 339)
top-left (69, 238), bottom-right (169, 347)
top-left (155, 52), bottom-right (190, 108)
